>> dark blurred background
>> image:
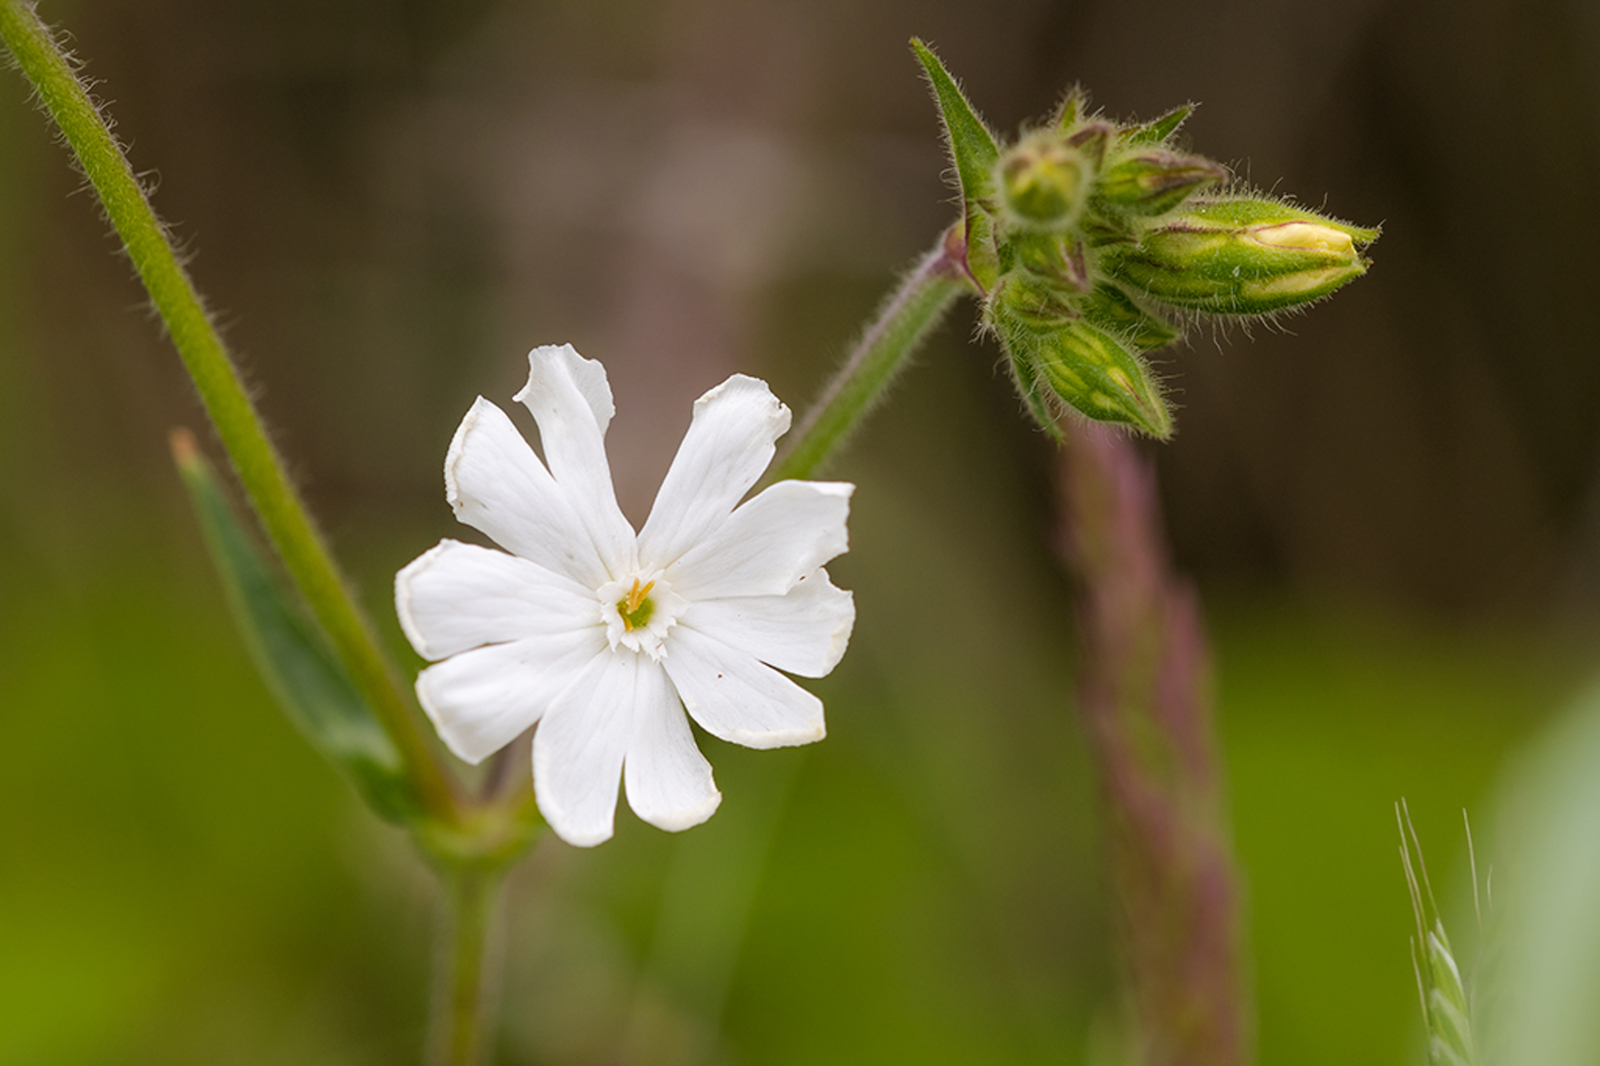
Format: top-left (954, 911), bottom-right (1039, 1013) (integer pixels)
top-left (3, 0), bottom-right (1598, 1062)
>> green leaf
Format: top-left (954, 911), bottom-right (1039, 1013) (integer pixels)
top-left (172, 430), bottom-right (421, 823)
top-left (911, 38), bottom-right (1002, 289)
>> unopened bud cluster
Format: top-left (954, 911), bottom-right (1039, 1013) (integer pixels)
top-left (913, 40), bottom-right (1379, 438)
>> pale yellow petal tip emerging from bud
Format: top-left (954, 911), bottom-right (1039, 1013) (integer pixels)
top-left (1242, 263), bottom-right (1366, 300)
top-left (1249, 222), bottom-right (1357, 256)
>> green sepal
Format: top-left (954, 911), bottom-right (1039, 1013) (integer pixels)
top-left (1054, 86), bottom-right (1088, 131)
top-left (1126, 103), bottom-right (1195, 146)
top-left (1065, 120), bottom-right (1113, 169)
top-left (173, 431), bottom-right (421, 823)
top-left (1094, 150), bottom-right (1227, 217)
top-left (1080, 283), bottom-right (1181, 352)
top-left (911, 38), bottom-right (1002, 289)
top-left (1080, 214), bottom-right (1137, 248)
top-left (1007, 342), bottom-right (1065, 442)
top-left (964, 210), bottom-right (1002, 291)
top-left (1182, 197), bottom-right (1381, 244)
top-left (1013, 231), bottom-right (1091, 292)
top-left (992, 271), bottom-right (1083, 327)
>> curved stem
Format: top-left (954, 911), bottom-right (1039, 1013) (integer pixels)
top-left (769, 229), bottom-right (972, 482)
top-left (430, 866), bottom-right (506, 1066)
top-left (0, 0), bottom-right (460, 822)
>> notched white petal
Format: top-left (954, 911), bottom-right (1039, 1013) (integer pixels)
top-left (662, 625), bottom-right (825, 750)
top-left (514, 345), bottom-right (636, 578)
top-left (668, 480), bottom-right (853, 601)
top-left (443, 397), bottom-right (611, 588)
top-left (533, 651), bottom-right (639, 847)
top-left (519, 343), bottom-right (614, 434)
top-left (416, 630), bottom-right (607, 764)
top-left (624, 664), bottom-right (721, 832)
top-left (396, 539), bottom-right (597, 661)
top-left (679, 569), bottom-right (854, 678)
top-left (637, 374), bottom-right (791, 570)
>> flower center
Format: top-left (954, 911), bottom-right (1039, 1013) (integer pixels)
top-left (617, 578), bottom-right (656, 632)
top-left (597, 571), bottom-right (686, 661)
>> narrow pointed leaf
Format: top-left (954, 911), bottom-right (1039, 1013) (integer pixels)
top-left (911, 38), bottom-right (1002, 288)
top-left (911, 38), bottom-right (1000, 201)
top-left (173, 430), bottom-right (420, 823)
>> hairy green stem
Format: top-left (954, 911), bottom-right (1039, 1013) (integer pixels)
top-left (0, 0), bottom-right (459, 822)
top-left (770, 230), bottom-right (971, 482)
top-left (431, 867), bottom-right (506, 1066)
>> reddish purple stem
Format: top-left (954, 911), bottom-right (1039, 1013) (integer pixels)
top-left (1057, 422), bottom-right (1249, 1066)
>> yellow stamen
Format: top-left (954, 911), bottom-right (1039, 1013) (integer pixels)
top-left (619, 578), bottom-right (656, 631)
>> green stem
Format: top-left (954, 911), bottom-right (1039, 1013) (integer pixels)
top-left (0, 0), bottom-right (459, 822)
top-left (769, 229), bottom-right (972, 482)
top-left (431, 867), bottom-right (505, 1066)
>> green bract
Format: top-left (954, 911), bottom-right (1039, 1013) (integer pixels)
top-left (911, 39), bottom-right (1379, 438)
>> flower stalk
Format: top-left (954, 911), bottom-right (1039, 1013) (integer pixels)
top-left (0, 0), bottom-right (460, 824)
top-left (431, 866), bottom-right (507, 1066)
top-left (770, 230), bottom-right (973, 482)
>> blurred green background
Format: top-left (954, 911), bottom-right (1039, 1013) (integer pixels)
top-left (3, 0), bottom-right (1599, 1062)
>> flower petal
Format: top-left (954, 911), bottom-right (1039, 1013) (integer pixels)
top-left (636, 375), bottom-right (790, 571)
top-left (396, 539), bottom-right (599, 661)
top-left (415, 628), bottom-right (607, 765)
top-left (679, 569), bottom-right (854, 678)
top-left (514, 345), bottom-right (636, 578)
top-left (533, 650), bottom-right (642, 847)
top-left (444, 397), bottom-right (612, 589)
top-left (666, 480), bottom-right (853, 601)
top-left (662, 625), bottom-right (825, 750)
top-left (623, 667), bottom-right (721, 832)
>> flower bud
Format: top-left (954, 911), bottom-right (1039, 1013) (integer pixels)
top-left (1033, 321), bottom-right (1172, 437)
top-left (1103, 197), bottom-right (1379, 314)
top-left (992, 287), bottom-right (1172, 437)
top-left (1095, 150), bottom-right (1227, 217)
top-left (997, 131), bottom-right (1089, 230)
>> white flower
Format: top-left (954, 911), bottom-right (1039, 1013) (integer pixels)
top-left (395, 344), bottom-right (854, 846)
